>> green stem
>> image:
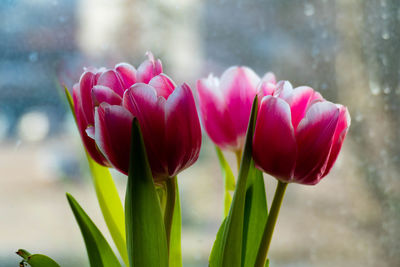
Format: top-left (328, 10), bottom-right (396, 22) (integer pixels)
top-left (254, 180), bottom-right (288, 267)
top-left (164, 176), bottom-right (177, 251)
top-left (235, 149), bottom-right (243, 172)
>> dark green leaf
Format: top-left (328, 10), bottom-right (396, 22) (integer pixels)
top-left (66, 193), bottom-right (121, 267)
top-left (242, 165), bottom-right (268, 267)
top-left (125, 119), bottom-right (168, 267)
top-left (210, 96), bottom-right (259, 267)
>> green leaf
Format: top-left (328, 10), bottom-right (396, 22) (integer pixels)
top-left (87, 158), bottom-right (128, 266)
top-left (125, 119), bottom-right (168, 267)
top-left (265, 259), bottom-right (270, 267)
top-left (17, 249), bottom-right (60, 267)
top-left (64, 87), bottom-right (128, 265)
top-left (210, 96), bottom-right (259, 267)
top-left (169, 181), bottom-right (182, 267)
top-left (242, 165), bottom-right (268, 267)
top-left (209, 217), bottom-right (227, 264)
top-left (66, 193), bottom-right (121, 267)
top-left (215, 146), bottom-right (236, 217)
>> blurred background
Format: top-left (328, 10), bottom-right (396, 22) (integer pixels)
top-left (0, 0), bottom-right (399, 266)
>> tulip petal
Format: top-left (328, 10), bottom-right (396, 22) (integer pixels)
top-left (197, 77), bottom-right (238, 150)
top-left (273, 80), bottom-right (293, 100)
top-left (115, 63), bottom-right (137, 88)
top-left (73, 84), bottom-right (109, 166)
top-left (252, 96), bottom-right (297, 181)
top-left (78, 71), bottom-right (97, 124)
top-left (148, 74), bottom-right (176, 99)
top-left (94, 103), bottom-right (134, 175)
top-left (261, 72), bottom-right (276, 84)
top-left (91, 85), bottom-right (122, 106)
top-left (123, 84), bottom-right (167, 178)
top-left (321, 106), bottom-right (351, 177)
top-left (136, 52), bottom-right (163, 83)
top-left (97, 70), bottom-right (125, 96)
top-left (288, 86), bottom-right (323, 130)
top-left (165, 83), bottom-right (202, 177)
top-left (257, 81), bottom-right (276, 98)
top-left (220, 66), bottom-right (261, 146)
top-left (294, 101), bottom-right (340, 184)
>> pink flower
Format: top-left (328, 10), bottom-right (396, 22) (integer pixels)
top-left (72, 52), bottom-right (162, 166)
top-left (94, 77), bottom-right (202, 181)
top-left (252, 81), bottom-right (351, 185)
top-left (197, 66), bottom-right (276, 151)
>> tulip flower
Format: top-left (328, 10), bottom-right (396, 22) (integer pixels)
top-left (94, 78), bottom-right (201, 181)
top-left (252, 81), bottom-right (351, 185)
top-left (197, 66), bottom-right (276, 152)
top-left (72, 52), bottom-right (162, 166)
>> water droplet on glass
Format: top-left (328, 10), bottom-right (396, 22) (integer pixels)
top-left (355, 112), bottom-right (364, 122)
top-left (382, 31), bottom-right (390, 40)
top-left (29, 52), bottom-right (38, 62)
top-left (304, 3), bottom-right (315, 16)
top-left (370, 85), bottom-right (381, 95)
top-left (383, 87), bottom-right (391, 94)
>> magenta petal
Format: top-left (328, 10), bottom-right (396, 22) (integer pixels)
top-left (253, 96), bottom-right (297, 181)
top-left (73, 84), bottom-right (109, 166)
top-left (288, 86), bottom-right (317, 130)
top-left (197, 77), bottom-right (238, 150)
top-left (136, 52), bottom-right (163, 83)
top-left (78, 71), bottom-right (96, 124)
top-left (220, 66), bottom-right (260, 144)
top-left (294, 101), bottom-right (340, 184)
top-left (97, 70), bottom-right (125, 96)
top-left (123, 84), bottom-right (167, 177)
top-left (148, 74), bottom-right (176, 99)
top-left (321, 106), bottom-right (351, 177)
top-left (257, 81), bottom-right (276, 98)
top-left (91, 85), bottom-right (122, 106)
top-left (165, 83), bottom-right (202, 177)
top-left (115, 63), bottom-right (137, 88)
top-left (94, 103), bottom-right (133, 175)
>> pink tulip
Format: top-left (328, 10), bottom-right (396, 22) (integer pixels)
top-left (72, 52), bottom-right (162, 166)
top-left (197, 66), bottom-right (276, 151)
top-left (252, 81), bottom-right (351, 185)
top-left (94, 76), bottom-right (202, 181)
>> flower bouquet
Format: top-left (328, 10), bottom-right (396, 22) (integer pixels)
top-left (17, 53), bottom-right (350, 267)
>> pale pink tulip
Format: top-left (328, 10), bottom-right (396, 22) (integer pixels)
top-left (197, 66), bottom-right (276, 151)
top-left (252, 81), bottom-right (351, 185)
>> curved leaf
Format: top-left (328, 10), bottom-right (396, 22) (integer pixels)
top-left (65, 87), bottom-right (128, 265)
top-left (66, 193), bottom-right (121, 267)
top-left (242, 165), bottom-right (268, 267)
